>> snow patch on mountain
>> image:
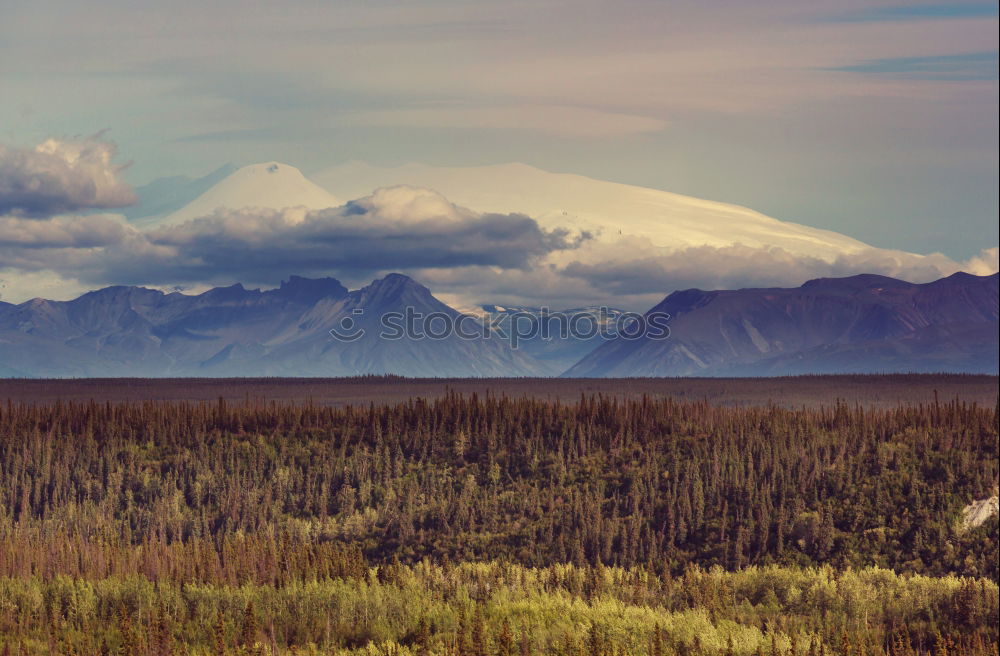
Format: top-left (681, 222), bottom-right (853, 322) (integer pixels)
top-left (148, 162), bottom-right (341, 227)
top-left (315, 161), bottom-right (870, 260)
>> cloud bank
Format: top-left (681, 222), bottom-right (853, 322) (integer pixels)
top-left (560, 243), bottom-right (995, 297)
top-left (0, 136), bottom-right (137, 217)
top-left (408, 240), bottom-right (998, 311)
top-left (129, 186), bottom-right (575, 283)
top-left (0, 184), bottom-right (580, 294)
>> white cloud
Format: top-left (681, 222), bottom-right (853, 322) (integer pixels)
top-left (343, 185), bottom-right (477, 223)
top-left (963, 247), bottom-right (1000, 276)
top-left (401, 239), bottom-right (999, 311)
top-left (0, 213), bottom-right (131, 249)
top-left (0, 136), bottom-right (136, 217)
top-left (0, 269), bottom-right (91, 303)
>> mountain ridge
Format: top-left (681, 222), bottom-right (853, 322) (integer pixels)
top-left (565, 272), bottom-right (999, 377)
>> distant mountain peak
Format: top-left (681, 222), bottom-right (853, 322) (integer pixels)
top-left (941, 271), bottom-right (990, 282)
top-left (353, 273), bottom-right (435, 308)
top-left (370, 272), bottom-right (419, 288)
top-left (151, 161), bottom-right (342, 227)
top-left (801, 274), bottom-right (910, 291)
top-left (271, 275), bottom-right (348, 304)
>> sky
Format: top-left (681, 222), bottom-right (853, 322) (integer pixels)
top-left (0, 0), bottom-right (997, 307)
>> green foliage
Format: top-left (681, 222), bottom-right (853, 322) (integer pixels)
top-left (0, 563), bottom-right (995, 655)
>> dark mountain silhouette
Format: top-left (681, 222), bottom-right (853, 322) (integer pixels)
top-left (564, 272), bottom-right (999, 377)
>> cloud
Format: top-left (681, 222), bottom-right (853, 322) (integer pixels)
top-left (0, 214), bottom-right (132, 249)
top-left (558, 242), bottom-right (991, 298)
top-left (0, 136), bottom-right (137, 218)
top-left (371, 238), bottom-right (1000, 312)
top-left (0, 186), bottom-right (582, 293)
top-left (0, 269), bottom-right (91, 304)
top-left (963, 246), bottom-right (999, 275)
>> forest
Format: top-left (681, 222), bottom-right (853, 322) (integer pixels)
top-left (0, 392), bottom-right (996, 654)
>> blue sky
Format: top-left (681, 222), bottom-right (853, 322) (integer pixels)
top-left (834, 51), bottom-right (997, 79)
top-left (0, 0), bottom-right (997, 287)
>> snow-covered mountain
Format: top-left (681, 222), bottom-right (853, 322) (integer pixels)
top-left (315, 162), bottom-right (870, 260)
top-left (143, 162), bottom-right (341, 227)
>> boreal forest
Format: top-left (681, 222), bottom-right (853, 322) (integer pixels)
top-left (0, 391), bottom-right (996, 654)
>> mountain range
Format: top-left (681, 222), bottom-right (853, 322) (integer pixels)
top-left (0, 274), bottom-right (546, 378)
top-left (1, 272), bottom-right (995, 378)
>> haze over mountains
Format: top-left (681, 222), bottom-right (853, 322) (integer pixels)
top-left (1, 271), bottom-right (995, 378)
